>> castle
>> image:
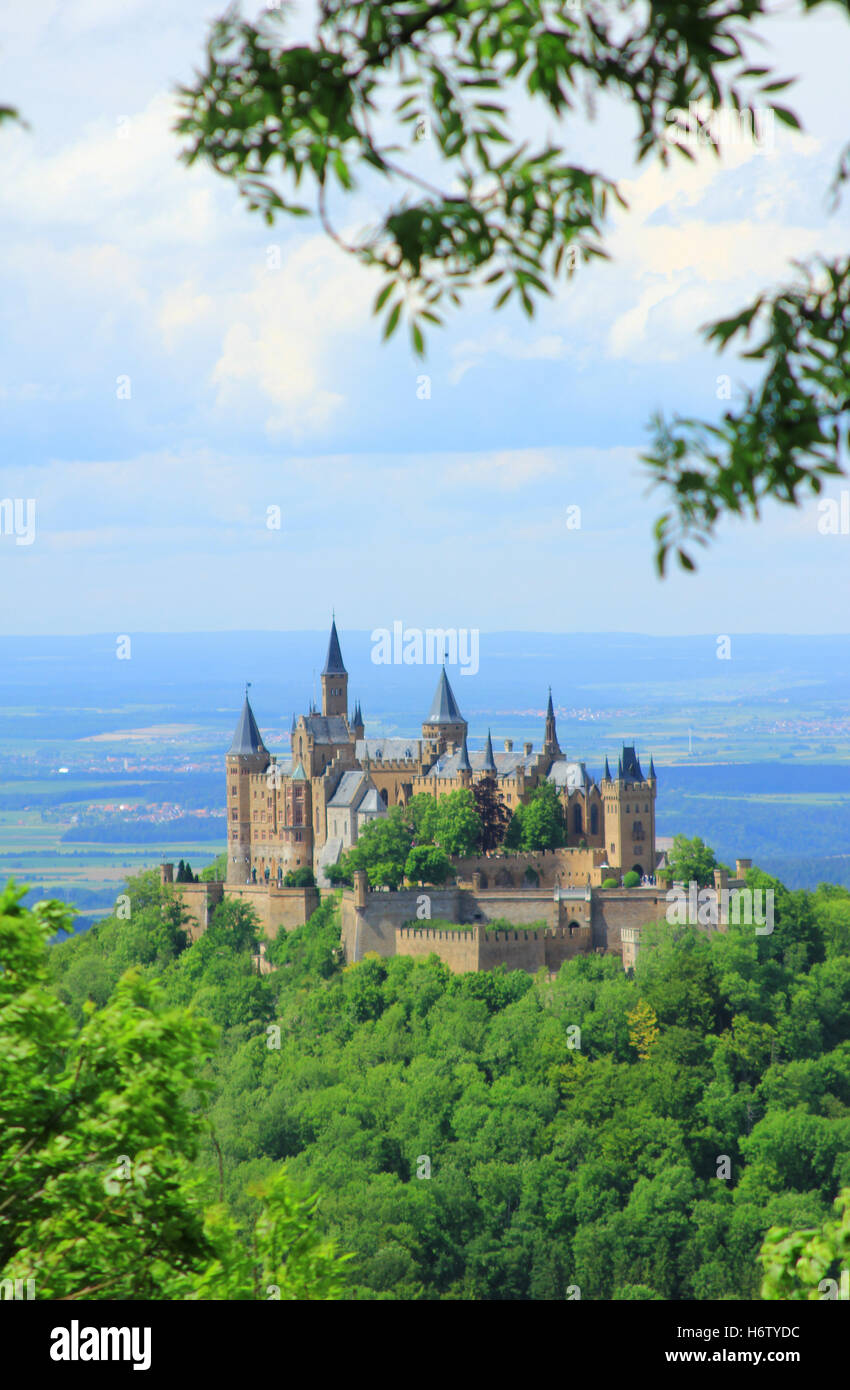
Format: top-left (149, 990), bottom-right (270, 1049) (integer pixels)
top-left (225, 619), bottom-right (659, 888)
top-left (160, 621), bottom-right (755, 973)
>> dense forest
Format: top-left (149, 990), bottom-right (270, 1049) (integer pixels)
top-left (2, 863), bottom-right (850, 1299)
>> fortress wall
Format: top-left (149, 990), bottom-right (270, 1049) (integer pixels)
top-left (224, 884), bottom-right (320, 939)
top-left (341, 887), bottom-right (463, 962)
top-left (451, 847), bottom-right (603, 889)
top-left (545, 923), bottom-right (593, 971)
top-left (477, 928), bottom-right (546, 973)
top-left (590, 889), bottom-right (669, 953)
top-left (458, 890), bottom-right (557, 928)
top-left (167, 882), bottom-right (224, 942)
top-left (394, 926), bottom-right (480, 973)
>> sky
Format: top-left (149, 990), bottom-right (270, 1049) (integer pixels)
top-left (1, 0), bottom-right (850, 636)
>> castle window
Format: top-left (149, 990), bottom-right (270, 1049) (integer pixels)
top-left (231, 810), bottom-right (237, 821)
top-left (572, 805), bottom-right (582, 834)
top-left (295, 831), bottom-right (302, 843)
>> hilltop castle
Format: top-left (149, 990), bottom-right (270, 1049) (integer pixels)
top-left (225, 619), bottom-right (658, 887)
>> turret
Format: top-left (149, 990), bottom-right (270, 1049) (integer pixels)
top-left (321, 616), bottom-right (348, 717)
top-left (482, 729), bottom-right (497, 774)
top-left (226, 689), bottom-right (270, 885)
top-left (544, 687), bottom-right (561, 755)
top-left (422, 665), bottom-right (467, 757)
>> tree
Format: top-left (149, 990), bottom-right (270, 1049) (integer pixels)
top-left (337, 806), bottom-right (413, 886)
top-left (176, 1), bottom-right (850, 570)
top-left (0, 882), bottom-right (349, 1298)
top-left (283, 866), bottom-right (316, 887)
top-left (665, 834), bottom-right (720, 888)
top-left (405, 844), bottom-right (452, 885)
top-left (759, 1188), bottom-right (850, 1300)
top-left (504, 783), bottom-right (565, 852)
top-left (403, 793), bottom-right (440, 845)
top-left (627, 1000), bottom-right (660, 1061)
top-left (433, 788), bottom-right (482, 857)
top-left (473, 775), bottom-right (510, 852)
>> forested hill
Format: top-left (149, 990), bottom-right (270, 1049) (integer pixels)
top-left (12, 866), bottom-right (846, 1300)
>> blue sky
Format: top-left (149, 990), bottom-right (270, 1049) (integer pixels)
top-left (1, 0), bottom-right (850, 636)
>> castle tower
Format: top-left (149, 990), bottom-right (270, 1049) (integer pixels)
top-left (544, 688), bottom-right (561, 756)
top-left (481, 728), bottom-right (497, 775)
top-left (422, 665), bottom-right (467, 759)
top-left (351, 698), bottom-right (364, 741)
top-left (226, 689), bottom-right (270, 885)
top-left (456, 733), bottom-right (472, 787)
top-left (599, 745), bottom-right (656, 877)
top-left (321, 617), bottom-right (348, 717)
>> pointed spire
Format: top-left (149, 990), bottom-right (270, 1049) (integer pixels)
top-left (617, 755), bottom-right (623, 780)
top-left (290, 712), bottom-right (296, 734)
top-left (426, 665), bottom-right (465, 725)
top-left (546, 686), bottom-right (554, 718)
top-left (322, 617), bottom-right (346, 676)
top-left (604, 755), bottom-right (611, 781)
top-left (228, 692), bottom-right (266, 755)
top-left (649, 755), bottom-right (656, 779)
top-left (482, 728), bottom-right (496, 773)
top-left (353, 698), bottom-right (363, 726)
top-left (456, 733), bottom-right (472, 773)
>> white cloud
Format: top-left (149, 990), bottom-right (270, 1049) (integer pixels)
top-left (210, 236), bottom-right (376, 436)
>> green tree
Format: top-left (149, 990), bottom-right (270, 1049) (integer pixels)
top-left (505, 783), bottom-right (565, 851)
top-left (405, 844), bottom-right (452, 885)
top-left (760, 1188), bottom-right (850, 1300)
top-left (403, 793), bottom-right (440, 844)
top-left (666, 834), bottom-right (720, 888)
top-left (434, 788), bottom-right (482, 857)
top-left (176, 1), bottom-right (850, 569)
top-left (0, 882), bottom-right (349, 1299)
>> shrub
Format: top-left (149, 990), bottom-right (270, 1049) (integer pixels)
top-left (601, 877), bottom-right (618, 889)
top-left (623, 870), bottom-right (641, 888)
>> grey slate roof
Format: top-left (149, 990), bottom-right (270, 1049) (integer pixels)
top-left (228, 696), bottom-right (266, 755)
top-left (548, 760), bottom-right (595, 791)
top-left (621, 745), bottom-right (645, 782)
top-left (428, 747), bottom-right (535, 779)
top-left (482, 729), bottom-right (496, 773)
top-left (327, 771), bottom-right (366, 808)
top-left (302, 713), bottom-right (350, 744)
top-left (355, 738), bottom-right (419, 762)
top-left (357, 788), bottom-right (384, 815)
top-left (456, 734), bottom-right (471, 773)
top-left (322, 620), bottom-right (347, 676)
top-left (426, 666), bottom-right (465, 725)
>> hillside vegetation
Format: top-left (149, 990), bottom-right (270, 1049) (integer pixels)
top-left (3, 866), bottom-right (850, 1299)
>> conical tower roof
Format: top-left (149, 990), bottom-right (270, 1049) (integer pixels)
top-left (604, 755), bottom-right (611, 781)
top-left (229, 693), bottom-right (266, 755)
top-left (482, 728), bottom-right (496, 773)
top-left (426, 666), bottom-right (465, 725)
top-left (546, 687), bottom-right (555, 719)
top-left (322, 618), bottom-right (346, 676)
top-left (456, 733), bottom-right (472, 773)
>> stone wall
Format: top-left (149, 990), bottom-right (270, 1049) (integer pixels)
top-left (451, 846), bottom-right (606, 889)
top-left (161, 866), bottom-right (319, 942)
top-left (589, 888), bottom-right (670, 953)
top-left (393, 923), bottom-right (593, 975)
